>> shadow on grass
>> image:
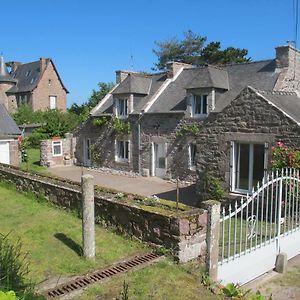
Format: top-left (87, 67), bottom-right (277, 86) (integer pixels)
top-left (54, 233), bottom-right (83, 257)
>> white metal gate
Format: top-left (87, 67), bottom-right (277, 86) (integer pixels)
top-left (218, 168), bottom-right (300, 284)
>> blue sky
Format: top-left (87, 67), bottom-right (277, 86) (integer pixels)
top-left (1, 0), bottom-right (297, 106)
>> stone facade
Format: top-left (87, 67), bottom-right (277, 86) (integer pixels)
top-left (0, 163), bottom-right (207, 262)
top-left (196, 87), bottom-right (300, 201)
top-left (74, 114), bottom-right (202, 181)
top-left (40, 135), bottom-right (76, 167)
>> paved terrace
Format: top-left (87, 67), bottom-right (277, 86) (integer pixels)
top-left (49, 166), bottom-right (198, 207)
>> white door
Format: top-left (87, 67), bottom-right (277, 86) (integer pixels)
top-left (154, 143), bottom-right (166, 178)
top-left (49, 96), bottom-right (57, 109)
top-left (83, 138), bottom-right (91, 167)
top-left (0, 141), bottom-right (10, 164)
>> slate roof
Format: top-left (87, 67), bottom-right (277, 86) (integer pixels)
top-left (93, 58), bottom-right (281, 115)
top-left (7, 59), bottom-right (68, 94)
top-left (185, 66), bottom-right (229, 90)
top-left (256, 89), bottom-right (300, 124)
top-left (8, 61), bottom-right (41, 93)
top-left (0, 104), bottom-right (21, 137)
top-left (92, 72), bottom-right (167, 116)
top-left (112, 74), bottom-right (152, 95)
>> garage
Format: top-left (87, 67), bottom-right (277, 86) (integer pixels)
top-left (0, 141), bottom-right (10, 164)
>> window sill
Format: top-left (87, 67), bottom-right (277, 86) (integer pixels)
top-left (189, 166), bottom-right (196, 172)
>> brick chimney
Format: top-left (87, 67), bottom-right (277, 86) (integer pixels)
top-left (39, 58), bottom-right (48, 71)
top-left (166, 61), bottom-right (193, 78)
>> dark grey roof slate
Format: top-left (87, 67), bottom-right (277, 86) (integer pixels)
top-left (0, 104), bottom-right (21, 136)
top-left (8, 61), bottom-right (41, 93)
top-left (92, 72), bottom-right (167, 116)
top-left (112, 75), bottom-right (152, 95)
top-left (185, 66), bottom-right (229, 90)
top-left (214, 60), bottom-right (279, 112)
top-left (257, 89), bottom-right (300, 124)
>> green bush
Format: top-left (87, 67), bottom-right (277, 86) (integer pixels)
top-left (0, 290), bottom-right (19, 300)
top-left (0, 233), bottom-right (31, 295)
top-left (27, 132), bottom-right (48, 148)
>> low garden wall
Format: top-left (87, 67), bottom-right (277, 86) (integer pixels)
top-left (0, 163), bottom-right (208, 262)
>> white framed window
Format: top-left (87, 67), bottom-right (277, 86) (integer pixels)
top-left (230, 142), bottom-right (268, 193)
top-left (116, 98), bottom-right (128, 119)
top-left (188, 144), bottom-right (197, 170)
top-left (191, 95), bottom-right (208, 117)
top-left (49, 96), bottom-right (57, 109)
top-left (115, 140), bottom-right (130, 162)
top-left (52, 140), bottom-right (62, 157)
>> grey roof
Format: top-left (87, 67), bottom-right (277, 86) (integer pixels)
top-left (7, 60), bottom-right (42, 93)
top-left (214, 59), bottom-right (279, 112)
top-left (92, 72), bottom-right (167, 116)
top-left (112, 74), bottom-right (152, 95)
top-left (7, 59), bottom-right (68, 94)
top-left (0, 104), bottom-right (21, 136)
top-left (256, 89), bottom-right (300, 124)
top-left (0, 56), bottom-right (16, 83)
top-left (185, 66), bottom-right (229, 90)
top-left (93, 58), bottom-right (281, 116)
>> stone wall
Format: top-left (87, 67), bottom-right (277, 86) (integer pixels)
top-left (40, 135), bottom-right (76, 167)
top-left (0, 164), bottom-right (207, 262)
top-left (196, 87), bottom-right (300, 201)
top-left (74, 114), bottom-right (203, 181)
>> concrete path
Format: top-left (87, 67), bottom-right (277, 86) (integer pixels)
top-left (48, 165), bottom-right (198, 207)
top-left (244, 254), bottom-right (300, 299)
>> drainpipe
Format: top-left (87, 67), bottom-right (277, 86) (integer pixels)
top-left (137, 111), bottom-right (144, 175)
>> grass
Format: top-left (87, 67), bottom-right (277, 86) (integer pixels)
top-left (79, 260), bottom-right (219, 300)
top-left (21, 148), bottom-right (48, 174)
top-left (0, 182), bottom-right (147, 284)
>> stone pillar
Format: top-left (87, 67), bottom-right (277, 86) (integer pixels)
top-left (275, 252), bottom-right (287, 273)
top-left (202, 200), bottom-right (221, 280)
top-left (81, 174), bottom-right (95, 259)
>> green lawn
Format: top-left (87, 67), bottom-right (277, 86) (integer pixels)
top-left (21, 148), bottom-right (48, 174)
top-left (80, 260), bottom-right (219, 300)
top-left (0, 183), bottom-right (146, 284)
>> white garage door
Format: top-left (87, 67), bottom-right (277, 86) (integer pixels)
top-left (0, 141), bottom-right (10, 164)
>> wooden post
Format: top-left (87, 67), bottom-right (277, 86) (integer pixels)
top-left (176, 178), bottom-right (179, 211)
top-left (81, 174), bottom-right (95, 259)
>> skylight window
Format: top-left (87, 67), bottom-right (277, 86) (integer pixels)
top-left (25, 70), bottom-right (31, 77)
top-left (30, 77), bottom-right (36, 84)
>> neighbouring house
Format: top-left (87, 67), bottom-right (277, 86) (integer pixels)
top-left (0, 104), bottom-right (21, 166)
top-left (73, 44), bottom-right (300, 203)
top-left (0, 55), bottom-right (68, 113)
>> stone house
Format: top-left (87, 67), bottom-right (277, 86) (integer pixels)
top-left (74, 45), bottom-right (300, 199)
top-left (0, 103), bottom-right (21, 166)
top-left (0, 55), bottom-right (68, 113)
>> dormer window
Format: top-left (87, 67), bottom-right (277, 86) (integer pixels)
top-left (116, 98), bottom-right (128, 119)
top-left (191, 95), bottom-right (207, 117)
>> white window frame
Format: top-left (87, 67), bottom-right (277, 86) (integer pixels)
top-left (49, 95), bottom-right (57, 110)
top-left (116, 98), bottom-right (128, 119)
top-left (230, 142), bottom-right (268, 194)
top-left (188, 143), bottom-right (197, 171)
top-left (191, 94), bottom-right (208, 118)
top-left (52, 140), bottom-right (62, 157)
top-left (115, 140), bottom-right (130, 162)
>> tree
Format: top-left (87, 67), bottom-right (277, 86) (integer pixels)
top-left (153, 30), bottom-right (250, 70)
top-left (69, 81), bottom-right (114, 121)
